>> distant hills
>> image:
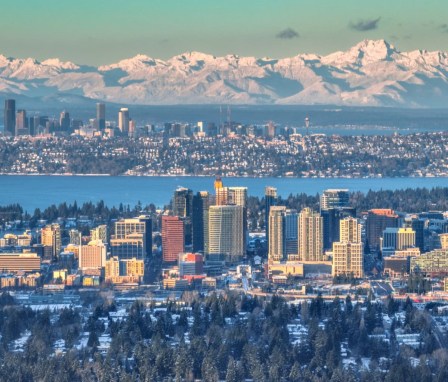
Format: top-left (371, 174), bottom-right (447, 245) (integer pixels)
top-left (1, 39), bottom-right (448, 107)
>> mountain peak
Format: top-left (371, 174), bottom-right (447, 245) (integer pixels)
top-left (355, 39), bottom-right (396, 51)
top-left (131, 54), bottom-right (154, 61)
top-left (42, 58), bottom-right (79, 70)
top-left (98, 54), bottom-right (165, 72)
top-left (175, 51), bottom-right (216, 61)
top-left (323, 39), bottom-right (399, 66)
top-left (352, 39), bottom-right (398, 58)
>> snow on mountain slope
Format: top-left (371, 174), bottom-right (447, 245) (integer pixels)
top-left (1, 40), bottom-right (448, 107)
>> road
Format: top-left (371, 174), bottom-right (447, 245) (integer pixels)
top-left (370, 281), bottom-right (394, 297)
top-left (431, 318), bottom-right (448, 349)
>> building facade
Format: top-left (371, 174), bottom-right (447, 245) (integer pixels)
top-left (366, 209), bottom-right (399, 253)
top-left (192, 191), bottom-right (210, 253)
top-left (268, 206), bottom-right (286, 262)
top-left (79, 240), bottom-right (107, 270)
top-left (208, 205), bottom-right (244, 263)
top-left (41, 224), bottom-right (61, 260)
top-left (320, 189), bottom-right (350, 210)
top-left (332, 217), bottom-right (364, 278)
top-left (299, 208), bottom-right (323, 261)
top-left (4, 99), bottom-right (15, 136)
top-left (162, 216), bottom-right (185, 262)
top-left (96, 103), bottom-right (106, 130)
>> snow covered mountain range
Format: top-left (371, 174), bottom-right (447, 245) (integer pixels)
top-left (1, 39), bottom-right (448, 107)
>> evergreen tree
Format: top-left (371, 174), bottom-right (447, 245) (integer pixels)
top-left (225, 356), bottom-right (239, 382)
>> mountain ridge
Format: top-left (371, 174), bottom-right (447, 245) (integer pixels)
top-left (1, 39), bottom-right (448, 107)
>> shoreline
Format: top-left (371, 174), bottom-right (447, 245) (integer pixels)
top-left (0, 173), bottom-right (447, 179)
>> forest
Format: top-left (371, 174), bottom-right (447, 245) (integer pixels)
top-left (0, 291), bottom-right (446, 381)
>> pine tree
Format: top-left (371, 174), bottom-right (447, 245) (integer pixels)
top-left (289, 361), bottom-right (302, 381)
top-left (201, 356), bottom-right (219, 382)
top-left (225, 357), bottom-right (238, 382)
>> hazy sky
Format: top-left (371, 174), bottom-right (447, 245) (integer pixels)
top-left (1, 0), bottom-right (447, 65)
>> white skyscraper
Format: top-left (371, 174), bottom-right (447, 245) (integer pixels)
top-left (118, 108), bottom-right (130, 134)
top-left (268, 206), bottom-right (286, 262)
top-left (208, 205), bottom-right (244, 263)
top-left (299, 208), bottom-right (323, 261)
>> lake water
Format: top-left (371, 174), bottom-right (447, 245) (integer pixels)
top-left (1, 175), bottom-right (448, 212)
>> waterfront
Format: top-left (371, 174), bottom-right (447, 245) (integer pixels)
top-left (1, 175), bottom-right (448, 212)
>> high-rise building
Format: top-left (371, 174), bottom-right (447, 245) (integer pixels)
top-left (59, 111), bottom-right (70, 131)
top-left (128, 119), bottom-right (136, 137)
top-left (299, 208), bottom-right (323, 261)
top-left (268, 206), bottom-right (286, 262)
top-left (211, 182), bottom-right (247, 244)
top-left (172, 187), bottom-right (193, 246)
top-left (172, 123), bottom-right (187, 137)
top-left (321, 207), bottom-right (356, 250)
top-left (215, 186), bottom-right (228, 206)
top-left (192, 191), bottom-right (210, 253)
top-left (162, 216), bottom-right (185, 262)
top-left (285, 209), bottom-right (299, 256)
top-left (332, 217), bottom-right (363, 278)
top-left (228, 187), bottom-right (248, 208)
top-left (69, 229), bottom-right (82, 246)
top-left (112, 216), bottom-right (152, 259)
top-left (110, 234), bottom-right (144, 260)
top-left (382, 227), bottom-right (416, 252)
top-left (208, 205), bottom-right (244, 263)
top-left (79, 240), bottom-right (107, 269)
top-left (32, 115), bottom-right (47, 135)
top-left (4, 99), bottom-right (15, 136)
top-left (214, 183), bottom-right (247, 208)
top-left (332, 242), bottom-right (363, 278)
top-left (213, 176), bottom-right (225, 205)
top-left (41, 224), bottom-right (61, 260)
top-left (15, 109), bottom-right (28, 135)
top-left (320, 189), bottom-right (350, 210)
top-left (340, 217), bottom-right (362, 243)
top-left (265, 186), bottom-right (278, 249)
top-left (96, 103), bottom-right (106, 130)
top-left (366, 209), bottom-right (399, 253)
top-left (91, 225), bottom-right (108, 243)
top-left (217, 186), bottom-right (248, 250)
top-left (28, 116), bottom-right (35, 136)
top-left (266, 121), bottom-right (275, 138)
top-left (411, 219), bottom-right (425, 252)
top-left (172, 187), bottom-right (193, 218)
top-left (118, 108), bottom-right (130, 134)
top-left (138, 215), bottom-right (153, 257)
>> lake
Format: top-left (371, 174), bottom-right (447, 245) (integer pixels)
top-left (1, 175), bottom-right (448, 212)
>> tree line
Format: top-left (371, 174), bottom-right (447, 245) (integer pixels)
top-left (0, 291), bottom-right (447, 381)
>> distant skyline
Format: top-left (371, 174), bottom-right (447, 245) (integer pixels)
top-left (1, 0), bottom-right (448, 65)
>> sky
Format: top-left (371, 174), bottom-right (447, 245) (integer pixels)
top-left (1, 0), bottom-right (448, 65)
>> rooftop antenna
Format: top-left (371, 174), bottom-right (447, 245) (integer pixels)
top-left (305, 116), bottom-right (310, 136)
